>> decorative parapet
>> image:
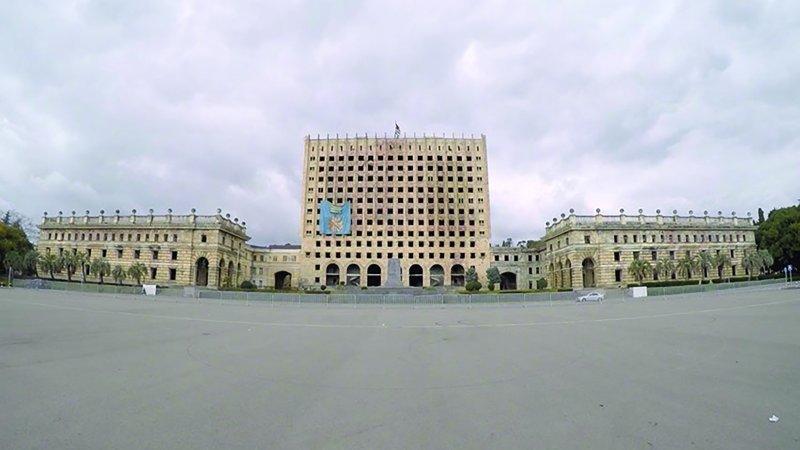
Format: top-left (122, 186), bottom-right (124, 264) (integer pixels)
top-left (40, 209), bottom-right (249, 239)
top-left (544, 209), bottom-right (755, 236)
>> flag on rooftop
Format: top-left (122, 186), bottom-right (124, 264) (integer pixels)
top-left (394, 123), bottom-right (401, 138)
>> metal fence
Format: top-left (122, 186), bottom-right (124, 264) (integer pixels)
top-left (12, 277), bottom-right (787, 308)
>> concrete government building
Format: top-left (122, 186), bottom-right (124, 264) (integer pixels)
top-left (37, 133), bottom-right (757, 290)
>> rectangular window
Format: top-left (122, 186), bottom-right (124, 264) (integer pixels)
top-left (615, 269), bottom-right (622, 282)
top-left (171, 251), bottom-right (178, 260)
top-left (134, 250), bottom-right (140, 259)
top-left (169, 268), bottom-right (176, 281)
top-left (651, 251), bottom-right (657, 261)
top-left (584, 235), bottom-right (590, 244)
top-left (150, 267), bottom-right (157, 280)
top-left (152, 250), bottom-right (159, 260)
top-left (614, 251), bottom-right (621, 262)
top-left (117, 249), bottom-right (123, 258)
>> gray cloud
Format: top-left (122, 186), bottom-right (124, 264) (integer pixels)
top-left (1, 0), bottom-right (798, 245)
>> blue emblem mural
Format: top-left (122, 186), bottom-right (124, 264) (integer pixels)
top-left (319, 200), bottom-right (351, 235)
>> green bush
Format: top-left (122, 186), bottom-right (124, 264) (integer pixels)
top-left (239, 280), bottom-right (255, 290)
top-left (465, 280), bottom-right (482, 292)
top-left (536, 278), bottom-right (548, 290)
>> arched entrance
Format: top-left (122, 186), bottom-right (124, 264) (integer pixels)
top-left (500, 272), bottom-right (517, 290)
top-left (346, 264), bottom-right (361, 286)
top-left (325, 263), bottom-right (340, 287)
top-left (195, 257), bottom-right (209, 286)
top-left (367, 264), bottom-right (382, 287)
top-left (556, 262), bottom-right (564, 288)
top-left (217, 259), bottom-right (225, 288)
top-left (582, 258), bottom-right (596, 288)
top-left (451, 264), bottom-right (465, 286)
top-left (409, 264), bottom-right (423, 287)
top-left (275, 271), bottom-right (291, 289)
top-left (565, 259), bottom-right (573, 289)
top-left (430, 264), bottom-right (444, 286)
top-left (226, 261), bottom-right (234, 287)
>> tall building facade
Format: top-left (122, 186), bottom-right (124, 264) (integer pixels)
top-left (298, 134), bottom-right (492, 288)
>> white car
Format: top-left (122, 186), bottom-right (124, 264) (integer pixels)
top-left (577, 292), bottom-right (604, 302)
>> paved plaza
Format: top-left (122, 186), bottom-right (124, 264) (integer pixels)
top-left (1, 286), bottom-right (798, 449)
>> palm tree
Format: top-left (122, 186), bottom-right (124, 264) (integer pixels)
top-left (40, 253), bottom-right (60, 280)
top-left (3, 250), bottom-right (22, 286)
top-left (22, 250), bottom-right (40, 277)
top-left (676, 254), bottom-right (697, 281)
top-left (111, 265), bottom-right (127, 285)
top-left (59, 252), bottom-right (78, 282)
top-left (74, 251), bottom-right (89, 282)
top-left (713, 252), bottom-right (732, 280)
top-left (627, 258), bottom-right (652, 284)
top-left (90, 258), bottom-right (111, 284)
top-left (655, 257), bottom-right (676, 281)
top-left (742, 249), bottom-right (757, 280)
top-left (742, 249), bottom-right (773, 279)
top-left (127, 262), bottom-right (148, 285)
top-left (757, 249), bottom-right (774, 275)
top-left (696, 251), bottom-right (715, 283)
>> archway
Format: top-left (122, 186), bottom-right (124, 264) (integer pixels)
top-left (556, 261), bottom-right (564, 288)
top-left (367, 264), bottom-right (382, 287)
top-left (195, 257), bottom-right (209, 286)
top-left (325, 263), bottom-right (340, 287)
top-left (430, 264), bottom-right (444, 286)
top-left (409, 264), bottom-right (423, 287)
top-left (582, 258), bottom-right (596, 288)
top-left (500, 272), bottom-right (517, 290)
top-left (275, 271), bottom-right (291, 289)
top-left (346, 264), bottom-right (361, 286)
top-left (227, 261), bottom-right (234, 287)
top-left (565, 259), bottom-right (573, 289)
top-left (451, 264), bottom-right (465, 286)
top-left (217, 259), bottom-right (224, 288)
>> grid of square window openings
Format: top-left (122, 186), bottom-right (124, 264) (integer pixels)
top-left (301, 136), bottom-right (491, 262)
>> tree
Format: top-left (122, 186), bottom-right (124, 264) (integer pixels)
top-left (757, 249), bottom-right (774, 275)
top-left (742, 248), bottom-right (774, 279)
top-left (74, 251), bottom-right (89, 282)
top-left (22, 250), bottom-right (40, 277)
top-left (59, 252), bottom-right (78, 282)
top-left (3, 250), bottom-right (23, 286)
top-left (127, 262), bottom-right (148, 285)
top-left (0, 222), bottom-right (33, 279)
top-left (486, 266), bottom-right (501, 291)
top-left (655, 257), bottom-right (675, 281)
top-left (465, 266), bottom-right (481, 291)
top-left (756, 205), bottom-right (800, 271)
top-left (712, 252), bottom-right (732, 280)
top-left (501, 238), bottom-right (513, 247)
top-left (111, 265), bottom-right (127, 285)
top-left (466, 266), bottom-right (478, 283)
top-left (40, 253), bottom-right (61, 280)
top-left (90, 258), bottom-right (111, 284)
top-left (0, 210), bottom-right (39, 244)
top-left (676, 254), bottom-right (697, 280)
top-left (627, 258), bottom-right (652, 284)
top-left (696, 251), bottom-right (715, 283)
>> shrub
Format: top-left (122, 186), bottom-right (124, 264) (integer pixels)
top-left (320, 285), bottom-right (326, 291)
top-left (465, 280), bottom-right (482, 292)
top-left (536, 278), bottom-right (548, 290)
top-left (239, 280), bottom-right (255, 290)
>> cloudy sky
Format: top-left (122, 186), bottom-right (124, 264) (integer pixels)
top-left (2, 0), bottom-right (799, 245)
